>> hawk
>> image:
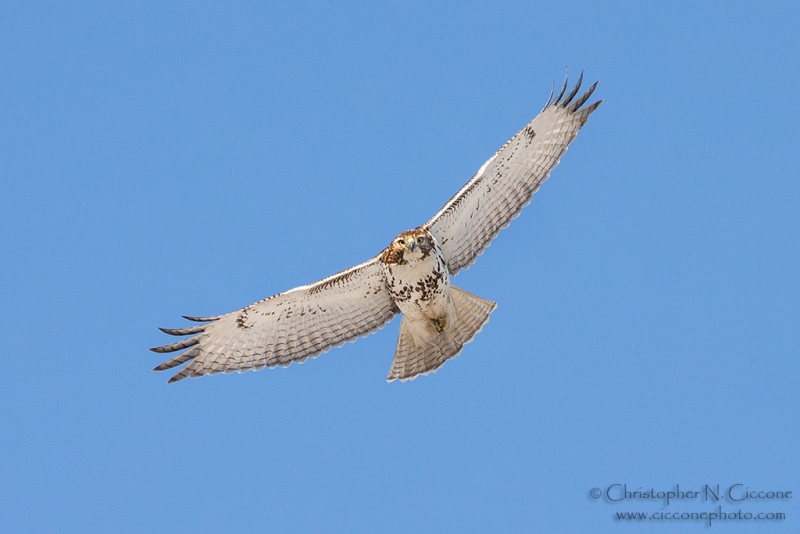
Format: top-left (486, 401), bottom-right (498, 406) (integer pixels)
top-left (151, 73), bottom-right (601, 383)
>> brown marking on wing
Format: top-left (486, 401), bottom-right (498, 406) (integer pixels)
top-left (523, 125), bottom-right (536, 141)
top-left (236, 307), bottom-right (253, 330)
top-left (308, 268), bottom-right (358, 294)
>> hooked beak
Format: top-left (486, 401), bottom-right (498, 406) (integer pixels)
top-left (406, 238), bottom-right (417, 252)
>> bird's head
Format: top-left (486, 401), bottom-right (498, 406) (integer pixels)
top-left (381, 227), bottom-right (436, 265)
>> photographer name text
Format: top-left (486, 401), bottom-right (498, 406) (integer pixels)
top-left (589, 484), bottom-right (792, 505)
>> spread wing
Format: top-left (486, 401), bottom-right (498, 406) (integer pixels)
top-left (151, 257), bottom-right (399, 383)
top-left (424, 72), bottom-right (602, 276)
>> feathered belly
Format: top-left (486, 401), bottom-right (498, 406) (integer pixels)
top-left (384, 253), bottom-right (450, 322)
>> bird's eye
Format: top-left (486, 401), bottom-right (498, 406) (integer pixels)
top-left (398, 239), bottom-right (405, 246)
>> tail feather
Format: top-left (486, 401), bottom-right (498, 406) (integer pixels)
top-left (387, 286), bottom-right (496, 382)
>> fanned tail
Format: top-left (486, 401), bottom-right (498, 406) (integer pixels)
top-left (387, 286), bottom-right (496, 382)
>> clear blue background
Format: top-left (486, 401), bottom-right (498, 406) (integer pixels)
top-left (1, 1), bottom-right (798, 532)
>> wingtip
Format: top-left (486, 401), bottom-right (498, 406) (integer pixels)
top-left (548, 70), bottom-right (602, 113)
top-left (561, 70), bottom-right (584, 107)
top-left (552, 69), bottom-right (570, 106)
top-left (543, 79), bottom-right (556, 109)
top-left (149, 336), bottom-right (200, 354)
top-left (182, 314), bottom-right (221, 322)
top-left (152, 360), bottom-right (177, 372)
top-left (165, 368), bottom-right (192, 383)
top-left (158, 325), bottom-right (206, 336)
top-left (567, 80), bottom-right (601, 112)
top-left (581, 98), bottom-right (603, 116)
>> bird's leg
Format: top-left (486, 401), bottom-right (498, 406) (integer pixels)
top-left (430, 316), bottom-right (447, 333)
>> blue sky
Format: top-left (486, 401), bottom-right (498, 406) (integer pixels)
top-left (1, 1), bottom-right (798, 532)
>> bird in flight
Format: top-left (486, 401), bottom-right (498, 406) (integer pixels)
top-left (151, 72), bottom-right (601, 383)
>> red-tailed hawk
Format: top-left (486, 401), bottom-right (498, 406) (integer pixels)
top-left (151, 73), bottom-right (601, 383)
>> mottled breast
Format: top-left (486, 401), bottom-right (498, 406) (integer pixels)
top-left (380, 227), bottom-right (450, 321)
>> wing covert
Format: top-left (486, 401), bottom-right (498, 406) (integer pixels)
top-left (424, 73), bottom-right (601, 275)
top-left (151, 257), bottom-right (398, 383)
